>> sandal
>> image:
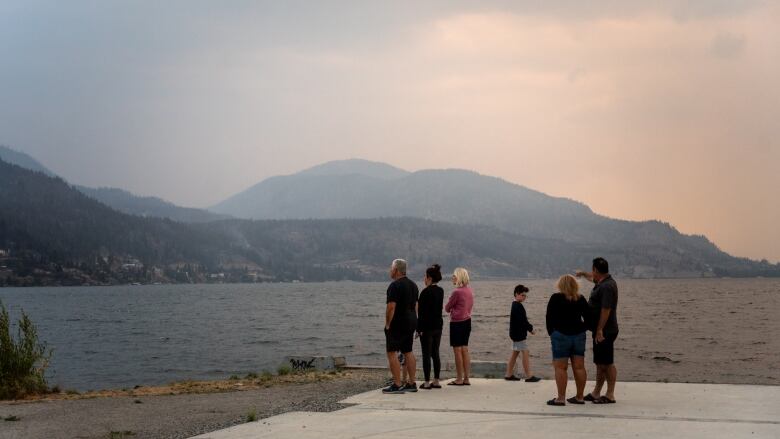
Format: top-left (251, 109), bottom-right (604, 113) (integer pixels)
top-left (567, 397), bottom-right (585, 405)
top-left (547, 398), bottom-right (565, 406)
top-left (431, 383), bottom-right (442, 389)
top-left (447, 381), bottom-right (466, 386)
top-left (592, 396), bottom-right (617, 404)
top-left (420, 383), bottom-right (432, 390)
top-left (584, 393), bottom-right (597, 402)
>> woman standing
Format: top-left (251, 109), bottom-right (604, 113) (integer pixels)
top-left (417, 264), bottom-right (444, 389)
top-left (445, 267), bottom-right (474, 386)
top-left (545, 274), bottom-right (589, 406)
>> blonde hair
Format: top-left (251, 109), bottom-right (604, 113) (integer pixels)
top-left (557, 274), bottom-right (580, 301)
top-left (452, 267), bottom-right (470, 287)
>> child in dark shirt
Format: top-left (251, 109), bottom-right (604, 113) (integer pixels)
top-left (505, 285), bottom-right (541, 382)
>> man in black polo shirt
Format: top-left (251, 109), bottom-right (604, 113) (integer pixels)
top-left (382, 258), bottom-right (419, 394)
top-left (576, 257), bottom-right (619, 404)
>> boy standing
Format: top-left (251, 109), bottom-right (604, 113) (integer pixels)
top-left (505, 284), bottom-right (541, 382)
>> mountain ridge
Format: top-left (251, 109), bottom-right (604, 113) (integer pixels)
top-left (211, 160), bottom-right (724, 254)
top-left (0, 145), bottom-right (226, 223)
top-left (2, 158), bottom-right (778, 287)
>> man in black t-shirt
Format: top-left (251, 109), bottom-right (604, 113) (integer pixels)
top-left (382, 258), bottom-right (419, 394)
top-left (577, 257), bottom-right (619, 404)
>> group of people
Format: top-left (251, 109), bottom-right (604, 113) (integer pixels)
top-left (383, 260), bottom-right (474, 393)
top-left (381, 257), bottom-right (619, 407)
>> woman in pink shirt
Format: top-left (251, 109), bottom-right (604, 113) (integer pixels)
top-left (445, 267), bottom-right (474, 386)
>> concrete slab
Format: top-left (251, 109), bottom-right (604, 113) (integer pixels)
top-left (447, 360), bottom-right (507, 378)
top-left (191, 379), bottom-right (780, 439)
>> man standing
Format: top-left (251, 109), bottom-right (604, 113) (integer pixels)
top-left (576, 257), bottom-right (619, 404)
top-left (383, 259), bottom-right (419, 394)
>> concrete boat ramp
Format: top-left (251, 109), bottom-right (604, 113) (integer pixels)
top-left (192, 379), bottom-right (780, 438)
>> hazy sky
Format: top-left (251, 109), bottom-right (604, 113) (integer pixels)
top-left (1, 1), bottom-right (778, 262)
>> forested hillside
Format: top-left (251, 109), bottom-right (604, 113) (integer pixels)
top-left (2, 159), bottom-right (778, 286)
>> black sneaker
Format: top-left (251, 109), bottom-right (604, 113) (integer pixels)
top-left (504, 375), bottom-right (522, 381)
top-left (525, 376), bottom-right (541, 382)
top-left (402, 382), bottom-right (418, 392)
top-left (382, 384), bottom-right (405, 394)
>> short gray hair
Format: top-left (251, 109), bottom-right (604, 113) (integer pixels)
top-left (392, 259), bottom-right (407, 275)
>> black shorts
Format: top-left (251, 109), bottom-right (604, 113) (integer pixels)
top-left (450, 319), bottom-right (471, 347)
top-left (385, 328), bottom-right (414, 353)
top-left (593, 332), bottom-right (618, 365)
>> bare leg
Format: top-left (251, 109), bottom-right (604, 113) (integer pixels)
top-left (590, 364), bottom-right (607, 398)
top-left (605, 364), bottom-right (617, 400)
top-left (553, 359), bottom-right (568, 402)
top-left (453, 347), bottom-right (464, 383)
top-left (521, 350), bottom-right (532, 378)
top-left (386, 352), bottom-right (401, 387)
top-left (404, 351), bottom-right (417, 384)
top-left (505, 351), bottom-right (520, 377)
top-left (571, 356), bottom-right (587, 401)
top-left (462, 346), bottom-right (471, 383)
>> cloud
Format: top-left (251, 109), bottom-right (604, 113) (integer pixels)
top-left (0, 0), bottom-right (778, 261)
top-left (710, 32), bottom-right (746, 58)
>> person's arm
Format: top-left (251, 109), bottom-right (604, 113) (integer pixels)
top-left (416, 292), bottom-right (424, 334)
top-left (575, 270), bottom-right (594, 283)
top-left (385, 302), bottom-right (396, 331)
top-left (524, 307), bottom-right (535, 334)
top-left (545, 296), bottom-right (555, 336)
top-left (595, 285), bottom-right (616, 343)
top-left (445, 291), bottom-right (458, 313)
top-left (594, 308), bottom-right (610, 343)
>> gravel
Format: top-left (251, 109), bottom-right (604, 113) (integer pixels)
top-left (0, 369), bottom-right (388, 439)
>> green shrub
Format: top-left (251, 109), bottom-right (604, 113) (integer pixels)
top-left (245, 372), bottom-right (258, 379)
top-left (246, 408), bottom-right (257, 422)
top-left (0, 300), bottom-right (51, 400)
top-left (277, 365), bottom-right (291, 376)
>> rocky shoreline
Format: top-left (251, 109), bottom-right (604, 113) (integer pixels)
top-left (0, 369), bottom-right (388, 439)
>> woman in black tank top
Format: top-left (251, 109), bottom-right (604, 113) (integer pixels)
top-left (417, 264), bottom-right (444, 389)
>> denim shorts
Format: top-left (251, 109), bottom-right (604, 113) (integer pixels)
top-left (512, 340), bottom-right (528, 351)
top-left (550, 331), bottom-right (586, 360)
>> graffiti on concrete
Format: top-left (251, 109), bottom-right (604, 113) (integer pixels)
top-left (289, 358), bottom-right (316, 371)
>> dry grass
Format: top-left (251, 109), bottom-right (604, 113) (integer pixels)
top-left (11, 370), bottom-right (351, 403)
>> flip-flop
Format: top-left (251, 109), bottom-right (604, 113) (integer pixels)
top-left (431, 384), bottom-right (442, 389)
top-left (547, 398), bottom-right (565, 406)
top-left (567, 397), bottom-right (585, 405)
top-left (447, 381), bottom-right (466, 386)
top-left (463, 381), bottom-right (471, 385)
top-left (584, 393), bottom-right (597, 402)
top-left (592, 396), bottom-right (617, 404)
top-left (420, 383), bottom-right (432, 390)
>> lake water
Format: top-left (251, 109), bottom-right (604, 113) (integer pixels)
top-left (1, 278), bottom-right (778, 391)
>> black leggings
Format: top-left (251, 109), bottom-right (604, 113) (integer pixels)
top-left (420, 329), bottom-right (442, 381)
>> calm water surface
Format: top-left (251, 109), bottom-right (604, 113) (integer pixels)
top-left (1, 278), bottom-right (778, 391)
